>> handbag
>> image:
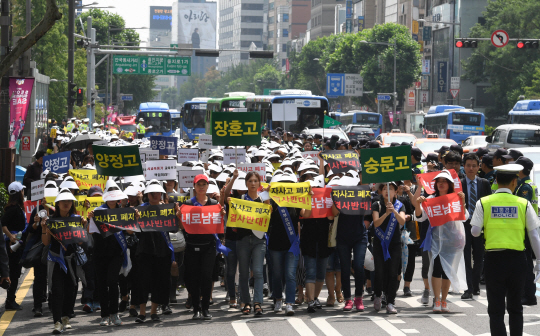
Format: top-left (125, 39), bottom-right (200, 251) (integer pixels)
top-left (20, 242), bottom-right (44, 268)
top-left (328, 216), bottom-right (338, 248)
top-left (169, 230), bottom-right (186, 253)
top-left (171, 261), bottom-right (179, 277)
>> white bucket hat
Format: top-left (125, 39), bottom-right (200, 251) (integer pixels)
top-left (59, 176), bottom-right (79, 190)
top-left (432, 169), bottom-right (453, 183)
top-left (232, 177), bottom-right (248, 191)
top-left (103, 180), bottom-right (127, 201)
top-left (207, 184), bottom-right (220, 194)
top-left (54, 188), bottom-right (77, 203)
top-left (310, 175), bottom-right (325, 188)
top-left (144, 179), bottom-right (166, 194)
top-left (44, 181), bottom-right (59, 197)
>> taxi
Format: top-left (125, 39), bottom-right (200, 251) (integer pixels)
top-left (414, 138), bottom-right (458, 156)
top-left (375, 132), bottom-right (417, 147)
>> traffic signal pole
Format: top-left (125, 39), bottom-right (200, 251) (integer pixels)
top-left (67, 0), bottom-right (74, 118)
top-left (86, 16), bottom-right (95, 128)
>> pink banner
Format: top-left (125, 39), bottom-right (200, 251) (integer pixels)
top-left (416, 169), bottom-right (462, 195)
top-left (388, 111), bottom-right (393, 123)
top-left (9, 77), bottom-right (35, 148)
top-left (422, 193), bottom-right (465, 227)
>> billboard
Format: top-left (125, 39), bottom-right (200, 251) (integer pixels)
top-left (172, 2), bottom-right (217, 49)
top-left (150, 6), bottom-right (172, 30)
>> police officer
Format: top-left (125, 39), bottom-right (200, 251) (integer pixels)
top-left (137, 118), bottom-right (149, 139)
top-left (481, 155), bottom-right (496, 185)
top-left (514, 157), bottom-right (539, 306)
top-left (410, 146), bottom-right (424, 186)
top-left (470, 164), bottom-right (540, 336)
top-left (66, 117), bottom-right (76, 133)
top-left (79, 118), bottom-right (89, 132)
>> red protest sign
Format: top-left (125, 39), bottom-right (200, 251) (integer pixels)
top-left (421, 193), bottom-right (465, 227)
top-left (24, 200), bottom-right (36, 223)
top-left (416, 169), bottom-right (462, 195)
top-left (180, 204), bottom-right (224, 235)
top-left (302, 188), bottom-right (333, 219)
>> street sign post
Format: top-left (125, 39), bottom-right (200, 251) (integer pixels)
top-left (120, 94), bottom-right (133, 101)
top-left (491, 30), bottom-right (509, 48)
top-left (421, 91), bottom-right (429, 103)
top-left (326, 73), bottom-right (345, 97)
top-left (377, 95), bottom-right (391, 101)
top-left (344, 74), bottom-right (363, 96)
top-left (450, 89), bottom-right (460, 99)
top-left (113, 55), bottom-right (191, 76)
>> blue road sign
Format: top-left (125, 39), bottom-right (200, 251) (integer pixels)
top-left (377, 95), bottom-right (391, 101)
top-left (121, 95), bottom-right (133, 101)
top-left (326, 73), bottom-right (345, 97)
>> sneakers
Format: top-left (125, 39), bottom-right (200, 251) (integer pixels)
top-left (285, 303), bottom-right (295, 316)
top-left (343, 300), bottom-right (354, 311)
top-left (162, 305), bottom-right (172, 315)
top-left (111, 314), bottom-right (122, 326)
top-left (61, 316), bottom-right (71, 329)
top-left (403, 287), bottom-right (412, 297)
top-left (307, 300), bottom-right (316, 313)
top-left (421, 289), bottom-right (430, 305)
top-left (53, 321), bottom-right (64, 334)
top-left (5, 300), bottom-right (22, 311)
top-left (100, 317), bottom-right (111, 326)
top-left (386, 303), bottom-right (398, 314)
top-left (83, 302), bottom-right (93, 313)
top-left (374, 296), bottom-right (382, 311)
top-left (441, 301), bottom-right (449, 313)
top-left (263, 283), bottom-right (269, 297)
top-left (354, 297), bottom-right (364, 312)
top-left (274, 300), bottom-right (283, 312)
top-left (433, 300), bottom-right (442, 313)
top-left (381, 294), bottom-right (387, 306)
top-left (314, 298), bottom-right (322, 309)
top-left (135, 315), bottom-right (146, 323)
top-left (34, 308), bottom-right (43, 317)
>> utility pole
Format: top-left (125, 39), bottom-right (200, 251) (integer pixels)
top-left (67, 0), bottom-right (74, 118)
top-left (86, 17), bottom-right (96, 127)
top-left (0, 0), bottom-right (13, 186)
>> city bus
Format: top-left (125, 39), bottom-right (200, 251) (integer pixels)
top-left (508, 100), bottom-right (540, 125)
top-left (336, 110), bottom-right (383, 137)
top-left (204, 94), bottom-right (254, 134)
top-left (181, 98), bottom-right (211, 141)
top-left (137, 102), bottom-right (172, 137)
top-left (405, 111), bottom-right (426, 138)
top-left (245, 93), bottom-right (328, 132)
top-left (424, 105), bottom-right (485, 143)
top-left (170, 109), bottom-right (180, 132)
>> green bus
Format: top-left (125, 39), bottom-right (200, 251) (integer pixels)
top-left (204, 93), bottom-right (254, 134)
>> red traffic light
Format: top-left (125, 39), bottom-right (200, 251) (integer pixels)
top-left (78, 89), bottom-right (83, 94)
top-left (456, 41), bottom-right (463, 48)
top-left (517, 42), bottom-right (525, 48)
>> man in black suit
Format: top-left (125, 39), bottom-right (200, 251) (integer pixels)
top-left (461, 153), bottom-right (492, 300)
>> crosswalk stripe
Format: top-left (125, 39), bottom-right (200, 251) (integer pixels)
top-left (311, 317), bottom-right (343, 336)
top-left (365, 316), bottom-right (407, 336)
top-left (231, 320), bottom-right (254, 336)
top-left (429, 314), bottom-right (473, 336)
top-left (288, 318), bottom-right (317, 336)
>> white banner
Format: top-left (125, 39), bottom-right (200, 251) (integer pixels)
top-left (223, 149), bottom-right (247, 165)
top-left (139, 149), bottom-right (159, 163)
top-left (198, 134), bottom-right (217, 149)
top-left (237, 163), bottom-right (266, 175)
top-left (178, 168), bottom-right (205, 188)
top-left (145, 160), bottom-right (177, 180)
top-left (31, 179), bottom-right (45, 201)
top-left (177, 148), bottom-right (199, 163)
top-left (173, 2), bottom-right (217, 49)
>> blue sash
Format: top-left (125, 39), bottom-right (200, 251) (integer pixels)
top-left (420, 225), bottom-right (432, 252)
top-left (47, 248), bottom-right (67, 273)
top-left (191, 197), bottom-right (231, 256)
top-left (277, 207), bottom-right (300, 256)
top-left (113, 232), bottom-right (129, 267)
top-left (374, 199), bottom-right (403, 261)
top-left (160, 232), bottom-right (176, 262)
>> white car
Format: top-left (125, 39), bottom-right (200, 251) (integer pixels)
top-left (302, 128), bottom-right (350, 142)
top-left (508, 148), bottom-right (540, 187)
top-left (462, 135), bottom-right (488, 153)
top-left (486, 124), bottom-right (540, 152)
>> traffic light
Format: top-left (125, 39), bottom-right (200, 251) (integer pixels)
top-left (455, 39), bottom-right (477, 48)
top-left (91, 89), bottom-right (99, 107)
top-left (76, 88), bottom-right (84, 107)
top-left (68, 82), bottom-right (77, 105)
top-left (517, 40), bottom-right (539, 49)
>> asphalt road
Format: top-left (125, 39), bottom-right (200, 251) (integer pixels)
top-left (1, 259), bottom-right (540, 336)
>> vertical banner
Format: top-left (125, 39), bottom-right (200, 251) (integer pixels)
top-left (437, 61), bottom-right (447, 93)
top-left (9, 78), bottom-right (35, 148)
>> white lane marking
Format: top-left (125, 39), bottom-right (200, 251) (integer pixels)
top-left (288, 318), bottom-right (317, 336)
top-left (232, 320), bottom-right (254, 336)
top-left (401, 329), bottom-right (419, 334)
top-left (365, 316), bottom-right (407, 336)
top-left (429, 314), bottom-right (473, 336)
top-left (395, 296), bottom-right (423, 308)
top-left (445, 294), bottom-right (474, 308)
top-left (311, 317), bottom-right (343, 336)
top-left (388, 319), bottom-right (406, 324)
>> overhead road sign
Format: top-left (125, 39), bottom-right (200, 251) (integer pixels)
top-left (113, 55), bottom-right (191, 76)
top-left (377, 95), bottom-right (391, 101)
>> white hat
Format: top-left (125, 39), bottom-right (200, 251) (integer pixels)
top-left (346, 169), bottom-right (360, 179)
top-left (41, 169), bottom-right (51, 179)
top-left (327, 176), bottom-right (341, 186)
top-left (125, 181), bottom-right (145, 196)
top-left (310, 175), bottom-right (325, 188)
top-left (139, 118), bottom-right (144, 121)
top-left (83, 118), bottom-right (89, 122)
top-left (494, 163), bottom-right (524, 174)
top-left (207, 184), bottom-right (220, 194)
top-left (432, 169), bottom-right (454, 183)
top-left (44, 181), bottom-right (59, 197)
top-left (7, 181), bottom-right (25, 194)
top-left (144, 179), bottom-right (166, 194)
top-left (102, 180), bottom-right (127, 201)
top-left (216, 172), bottom-right (229, 182)
top-left (59, 176), bottom-right (79, 190)
top-left (338, 176), bottom-right (360, 186)
top-left (232, 177), bottom-right (248, 191)
top-left (93, 123), bottom-right (99, 127)
top-left (277, 173), bottom-right (297, 183)
top-left (70, 117), bottom-right (76, 121)
top-left (54, 188), bottom-right (77, 203)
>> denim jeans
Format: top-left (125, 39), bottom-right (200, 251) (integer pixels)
top-left (237, 235), bottom-right (266, 304)
top-left (304, 255), bottom-right (328, 283)
top-left (269, 249), bottom-right (299, 304)
top-left (336, 234), bottom-right (368, 299)
top-left (224, 239), bottom-right (238, 301)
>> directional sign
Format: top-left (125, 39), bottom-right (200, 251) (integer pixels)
top-left (491, 30), bottom-right (509, 48)
top-left (450, 77), bottom-right (460, 90)
top-left (326, 73), bottom-right (345, 97)
top-left (113, 55), bottom-right (191, 76)
top-left (121, 94), bottom-right (133, 101)
top-left (344, 74), bottom-right (363, 96)
top-left (377, 95), bottom-right (391, 101)
top-left (450, 89), bottom-right (460, 99)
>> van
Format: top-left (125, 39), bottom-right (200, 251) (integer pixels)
top-left (485, 124), bottom-right (540, 152)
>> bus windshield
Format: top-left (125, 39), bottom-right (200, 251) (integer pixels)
top-left (183, 105), bottom-right (206, 129)
top-left (355, 113), bottom-right (381, 128)
top-left (271, 98), bottom-right (326, 133)
top-left (137, 112), bottom-right (171, 134)
top-left (511, 114), bottom-right (540, 125)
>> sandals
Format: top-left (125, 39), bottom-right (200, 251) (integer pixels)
top-left (241, 304), bottom-right (252, 315)
top-left (336, 292), bottom-right (344, 303)
top-left (295, 295), bottom-right (305, 305)
top-left (253, 303), bottom-right (263, 316)
top-left (229, 301), bottom-right (238, 309)
top-left (326, 296), bottom-right (336, 307)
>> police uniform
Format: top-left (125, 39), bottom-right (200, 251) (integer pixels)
top-left (137, 120), bottom-right (146, 139)
top-left (410, 147), bottom-right (424, 184)
top-left (470, 164), bottom-right (540, 336)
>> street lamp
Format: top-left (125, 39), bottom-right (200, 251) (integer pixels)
top-left (360, 40), bottom-right (397, 130)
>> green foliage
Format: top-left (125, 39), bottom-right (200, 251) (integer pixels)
top-left (0, 183), bottom-right (8, 219)
top-left (485, 125), bottom-right (496, 135)
top-left (463, 0), bottom-right (540, 118)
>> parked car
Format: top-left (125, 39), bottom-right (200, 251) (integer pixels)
top-left (344, 125), bottom-right (375, 140)
top-left (462, 135), bottom-right (488, 153)
top-left (485, 124), bottom-right (540, 152)
top-left (414, 138), bottom-right (458, 156)
top-left (375, 133), bottom-right (417, 147)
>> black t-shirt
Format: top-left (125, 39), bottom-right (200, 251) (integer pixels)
top-left (336, 213), bottom-right (366, 244)
top-left (372, 199), bottom-right (404, 244)
top-left (268, 200), bottom-right (299, 251)
top-left (300, 217), bottom-right (332, 258)
top-left (2, 204), bottom-right (27, 232)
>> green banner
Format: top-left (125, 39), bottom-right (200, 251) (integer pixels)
top-left (211, 112), bottom-right (261, 146)
top-left (360, 145), bottom-right (412, 184)
top-left (323, 115), bottom-right (341, 128)
top-left (112, 55), bottom-right (191, 76)
top-left (92, 145), bottom-right (144, 177)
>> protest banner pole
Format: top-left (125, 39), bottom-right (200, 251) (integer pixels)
top-left (387, 182), bottom-right (390, 202)
top-left (235, 146), bottom-right (238, 166)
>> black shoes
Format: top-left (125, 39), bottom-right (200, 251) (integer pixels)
top-left (5, 301), bottom-right (22, 311)
top-left (135, 315), bottom-right (146, 323)
top-left (192, 311), bottom-right (202, 320)
top-left (473, 290), bottom-right (481, 296)
top-left (162, 305), bottom-right (172, 315)
top-left (461, 291), bottom-right (473, 300)
top-left (129, 308), bottom-right (138, 317)
top-left (522, 298), bottom-right (538, 306)
top-left (202, 310), bottom-right (212, 320)
top-left (33, 308), bottom-right (43, 317)
top-left (403, 287), bottom-right (412, 297)
top-left (150, 314), bottom-right (161, 322)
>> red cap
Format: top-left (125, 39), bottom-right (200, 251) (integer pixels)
top-left (193, 174), bottom-right (209, 184)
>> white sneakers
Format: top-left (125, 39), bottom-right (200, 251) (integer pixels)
top-left (61, 316), bottom-right (71, 330)
top-left (53, 321), bottom-right (64, 334)
top-left (274, 300), bottom-right (283, 312)
top-left (421, 289), bottom-right (430, 305)
top-left (285, 303), bottom-right (295, 316)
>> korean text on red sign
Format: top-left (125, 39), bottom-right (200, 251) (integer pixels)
top-left (180, 204), bottom-right (224, 234)
top-left (416, 170), bottom-right (462, 195)
top-left (421, 193), bottom-right (466, 227)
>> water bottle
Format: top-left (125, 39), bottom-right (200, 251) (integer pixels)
top-left (10, 240), bottom-right (22, 252)
top-left (16, 231), bottom-right (22, 240)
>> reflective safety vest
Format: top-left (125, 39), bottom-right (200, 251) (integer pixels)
top-left (413, 163), bottom-right (425, 174)
top-left (66, 122), bottom-right (74, 132)
top-left (480, 193), bottom-right (528, 251)
top-left (79, 124), bottom-right (88, 131)
top-left (516, 179), bottom-right (538, 215)
top-left (137, 123), bottom-right (145, 134)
